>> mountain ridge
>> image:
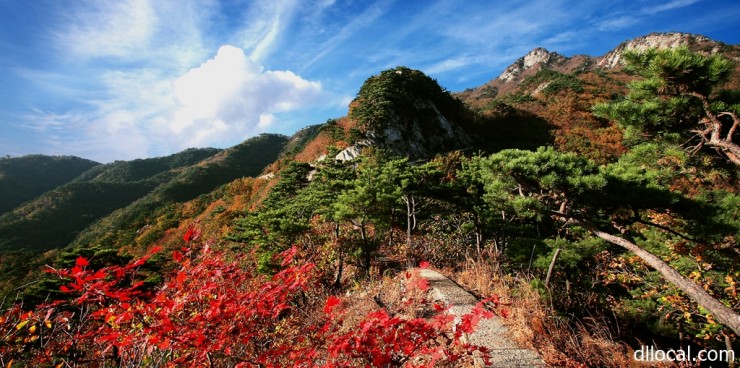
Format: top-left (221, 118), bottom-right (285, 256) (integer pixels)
top-left (460, 32), bottom-right (740, 101)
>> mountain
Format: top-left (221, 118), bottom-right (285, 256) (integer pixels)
top-left (0, 155), bottom-right (99, 215)
top-left (1, 32), bottom-right (734, 260)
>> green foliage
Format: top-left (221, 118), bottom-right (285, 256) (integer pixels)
top-left (471, 144), bottom-right (740, 342)
top-left (621, 47), bottom-right (733, 96)
top-left (533, 237), bottom-right (606, 271)
top-left (349, 66), bottom-right (471, 135)
top-left (477, 147), bottom-right (607, 213)
top-left (593, 47), bottom-right (736, 150)
top-left (230, 161), bottom-right (316, 271)
top-left (492, 92), bottom-right (536, 105)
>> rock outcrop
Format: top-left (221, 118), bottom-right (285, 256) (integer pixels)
top-left (597, 32), bottom-right (717, 68)
top-left (350, 67), bottom-right (474, 160)
top-left (498, 47), bottom-right (570, 83)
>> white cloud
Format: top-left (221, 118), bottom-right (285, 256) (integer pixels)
top-left (169, 45), bottom-right (323, 147)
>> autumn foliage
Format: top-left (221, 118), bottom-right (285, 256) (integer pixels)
top-left (1, 234), bottom-right (492, 367)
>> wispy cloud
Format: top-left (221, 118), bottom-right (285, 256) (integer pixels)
top-left (234, 0), bottom-right (302, 62)
top-left (424, 56), bottom-right (480, 75)
top-left (54, 0), bottom-right (214, 70)
top-left (642, 0), bottom-right (701, 14)
top-left (597, 16), bottom-right (640, 31)
top-left (596, 0), bottom-right (702, 31)
top-left (55, 0), bottom-right (158, 60)
top-left (301, 0), bottom-right (392, 71)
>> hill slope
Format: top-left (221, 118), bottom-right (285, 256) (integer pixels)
top-left (68, 133), bottom-right (288, 252)
top-left (0, 155), bottom-right (99, 215)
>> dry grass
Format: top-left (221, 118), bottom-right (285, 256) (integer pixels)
top-left (450, 252), bottom-right (648, 368)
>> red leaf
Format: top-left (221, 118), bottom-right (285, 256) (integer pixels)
top-left (176, 271), bottom-right (187, 285)
top-left (323, 296), bottom-right (341, 314)
top-left (75, 256), bottom-right (89, 268)
top-left (183, 225), bottom-right (200, 243)
top-left (409, 276), bottom-right (429, 292)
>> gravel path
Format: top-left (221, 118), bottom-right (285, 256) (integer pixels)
top-left (419, 268), bottom-right (546, 367)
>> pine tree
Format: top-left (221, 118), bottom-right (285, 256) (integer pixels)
top-left (594, 47), bottom-right (739, 165)
top-left (476, 147), bottom-right (740, 336)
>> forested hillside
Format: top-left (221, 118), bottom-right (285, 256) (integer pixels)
top-left (1, 33), bottom-right (738, 367)
top-left (0, 148), bottom-right (222, 253)
top-left (0, 155), bottom-right (99, 215)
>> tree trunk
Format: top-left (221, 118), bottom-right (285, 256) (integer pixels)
top-left (474, 216), bottom-right (483, 257)
top-left (588, 225), bottom-right (740, 336)
top-left (334, 251), bottom-right (344, 288)
top-left (404, 194), bottom-right (415, 266)
top-left (333, 222), bottom-right (343, 287)
top-left (544, 248), bottom-right (561, 287)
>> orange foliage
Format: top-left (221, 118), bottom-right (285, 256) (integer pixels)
top-left (248, 176), bottom-right (277, 210)
top-left (532, 82), bottom-right (626, 163)
top-left (294, 132), bottom-right (334, 163)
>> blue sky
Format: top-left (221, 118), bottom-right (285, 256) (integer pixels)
top-left (1, 0), bottom-right (738, 162)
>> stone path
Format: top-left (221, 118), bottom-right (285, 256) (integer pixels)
top-left (419, 268), bottom-right (546, 367)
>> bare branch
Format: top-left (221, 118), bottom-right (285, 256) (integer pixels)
top-left (718, 111), bottom-right (739, 142)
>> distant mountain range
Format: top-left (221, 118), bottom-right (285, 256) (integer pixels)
top-left (0, 136), bottom-right (286, 253)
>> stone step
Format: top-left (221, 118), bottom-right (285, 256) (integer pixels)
top-left (419, 268), bottom-right (547, 367)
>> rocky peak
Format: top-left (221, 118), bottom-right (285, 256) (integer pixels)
top-left (498, 48), bottom-right (567, 83)
top-left (597, 32), bottom-right (715, 68)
